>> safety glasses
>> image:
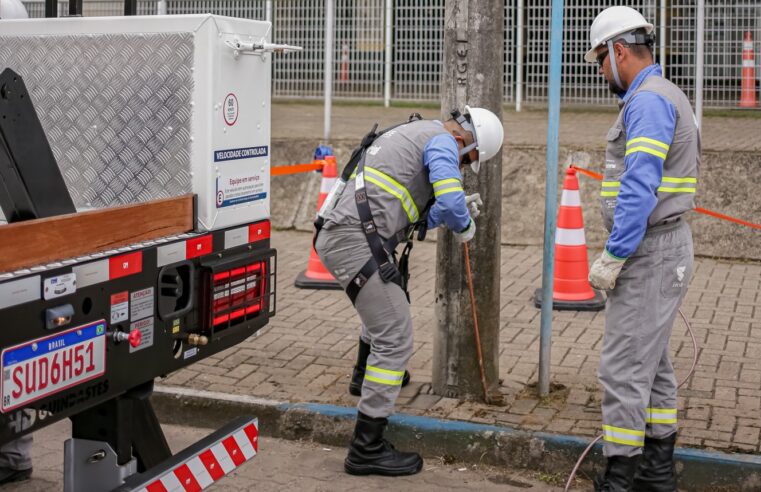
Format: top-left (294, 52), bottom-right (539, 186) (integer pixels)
top-left (596, 50), bottom-right (609, 68)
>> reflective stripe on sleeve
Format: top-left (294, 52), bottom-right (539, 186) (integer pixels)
top-left (433, 178), bottom-right (464, 198)
top-left (625, 136), bottom-right (670, 160)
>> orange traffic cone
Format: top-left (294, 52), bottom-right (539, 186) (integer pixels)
top-left (739, 32), bottom-right (758, 108)
top-left (534, 168), bottom-right (605, 311)
top-left (295, 154), bottom-right (342, 290)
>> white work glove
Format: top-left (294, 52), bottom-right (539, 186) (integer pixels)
top-left (454, 219), bottom-right (476, 243)
top-left (465, 193), bottom-right (483, 219)
top-left (588, 250), bottom-right (627, 290)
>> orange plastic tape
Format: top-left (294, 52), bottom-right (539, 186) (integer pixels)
top-left (271, 163), bottom-right (324, 176)
top-left (570, 165), bottom-right (761, 231)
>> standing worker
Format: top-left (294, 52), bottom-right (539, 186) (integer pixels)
top-left (315, 108), bottom-right (503, 476)
top-left (586, 6), bottom-right (699, 491)
top-left (0, 0), bottom-right (34, 484)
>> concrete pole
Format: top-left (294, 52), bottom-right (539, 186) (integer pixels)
top-left (324, 0), bottom-right (335, 143)
top-left (433, 0), bottom-right (504, 403)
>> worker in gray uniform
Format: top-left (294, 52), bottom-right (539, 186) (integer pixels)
top-left (0, 0), bottom-right (34, 483)
top-left (585, 6), bottom-right (699, 491)
top-left (315, 107), bottom-right (503, 476)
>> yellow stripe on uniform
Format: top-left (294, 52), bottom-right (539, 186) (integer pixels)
top-left (626, 136), bottom-right (670, 151)
top-left (364, 364), bottom-right (405, 387)
top-left (366, 365), bottom-right (405, 377)
top-left (661, 177), bottom-right (697, 184)
top-left (602, 424), bottom-right (645, 447)
top-left (600, 180), bottom-right (620, 197)
top-left (646, 408), bottom-right (678, 424)
top-left (364, 374), bottom-right (404, 386)
top-left (363, 169), bottom-right (420, 222)
top-left (625, 146), bottom-right (667, 160)
top-left (433, 178), bottom-right (461, 188)
top-left (433, 178), bottom-right (464, 198)
top-left (657, 187), bottom-right (697, 193)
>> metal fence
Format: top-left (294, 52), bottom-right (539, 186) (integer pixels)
top-left (19, 0), bottom-right (761, 110)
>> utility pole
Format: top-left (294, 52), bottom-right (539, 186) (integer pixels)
top-left (433, 0), bottom-right (504, 403)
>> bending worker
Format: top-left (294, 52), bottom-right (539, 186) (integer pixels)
top-left (586, 6), bottom-right (699, 491)
top-left (315, 108), bottom-right (503, 476)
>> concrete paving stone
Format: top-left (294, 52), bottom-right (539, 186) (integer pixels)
top-left (237, 371), bottom-right (271, 389)
top-left (735, 427), bottom-right (761, 445)
top-left (156, 229), bottom-right (761, 455)
top-left (407, 394), bottom-right (443, 410)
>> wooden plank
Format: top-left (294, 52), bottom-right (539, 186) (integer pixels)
top-left (0, 195), bottom-right (195, 273)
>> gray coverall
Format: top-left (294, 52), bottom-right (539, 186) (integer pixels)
top-left (599, 75), bottom-right (699, 457)
top-left (0, 436), bottom-right (32, 471)
top-left (315, 120), bottom-right (466, 418)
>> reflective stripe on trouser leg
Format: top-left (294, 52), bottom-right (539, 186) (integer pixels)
top-left (353, 272), bottom-right (413, 419)
top-left (646, 344), bottom-right (678, 439)
top-left (598, 221), bottom-right (692, 457)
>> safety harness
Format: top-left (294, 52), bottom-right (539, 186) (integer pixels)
top-left (314, 113), bottom-right (432, 305)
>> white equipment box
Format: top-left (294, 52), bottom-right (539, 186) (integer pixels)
top-left (0, 15), bottom-right (272, 231)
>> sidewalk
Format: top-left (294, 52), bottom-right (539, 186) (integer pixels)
top-left (160, 230), bottom-right (761, 455)
top-left (271, 103), bottom-right (761, 152)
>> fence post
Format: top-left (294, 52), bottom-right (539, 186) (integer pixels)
top-left (659, 0), bottom-right (666, 73)
top-left (265, 0), bottom-right (272, 23)
top-left (516, 0), bottom-right (523, 112)
top-left (384, 0), bottom-right (392, 107)
top-left (157, 0), bottom-right (166, 15)
top-left (324, 0), bottom-right (334, 142)
top-left (695, 0), bottom-right (704, 130)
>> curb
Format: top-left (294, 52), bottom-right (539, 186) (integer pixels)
top-left (152, 385), bottom-right (761, 491)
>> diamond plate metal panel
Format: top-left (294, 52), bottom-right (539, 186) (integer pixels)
top-left (0, 33), bottom-right (194, 210)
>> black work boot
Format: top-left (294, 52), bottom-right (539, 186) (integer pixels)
top-left (593, 456), bottom-right (639, 492)
top-left (632, 433), bottom-right (677, 492)
top-left (344, 411), bottom-right (423, 476)
top-left (348, 339), bottom-right (411, 396)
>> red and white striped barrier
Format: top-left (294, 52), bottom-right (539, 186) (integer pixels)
top-left (137, 419), bottom-right (258, 492)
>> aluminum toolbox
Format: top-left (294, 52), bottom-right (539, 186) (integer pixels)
top-left (0, 15), bottom-right (272, 231)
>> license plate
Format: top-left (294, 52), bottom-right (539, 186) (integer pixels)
top-left (1, 320), bottom-right (107, 413)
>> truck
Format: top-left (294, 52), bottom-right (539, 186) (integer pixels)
top-left (0, 10), bottom-right (298, 491)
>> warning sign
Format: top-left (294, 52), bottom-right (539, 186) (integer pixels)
top-left (130, 287), bottom-right (154, 321)
top-left (110, 292), bottom-right (128, 324)
top-left (216, 170), bottom-right (267, 208)
top-left (223, 93), bottom-right (239, 126)
top-left (129, 318), bottom-right (154, 353)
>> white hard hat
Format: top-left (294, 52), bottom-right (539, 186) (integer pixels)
top-left (0, 0), bottom-right (29, 19)
top-left (463, 106), bottom-right (504, 173)
top-left (584, 6), bottom-right (653, 63)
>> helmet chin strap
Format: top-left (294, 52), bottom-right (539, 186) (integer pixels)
top-left (606, 39), bottom-right (624, 92)
top-left (459, 142), bottom-right (477, 157)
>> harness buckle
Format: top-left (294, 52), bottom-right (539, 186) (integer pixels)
top-left (363, 220), bottom-right (376, 234)
top-left (353, 272), bottom-right (368, 289)
top-left (378, 261), bottom-right (401, 284)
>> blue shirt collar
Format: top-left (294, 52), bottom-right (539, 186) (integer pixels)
top-left (622, 64), bottom-right (662, 102)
